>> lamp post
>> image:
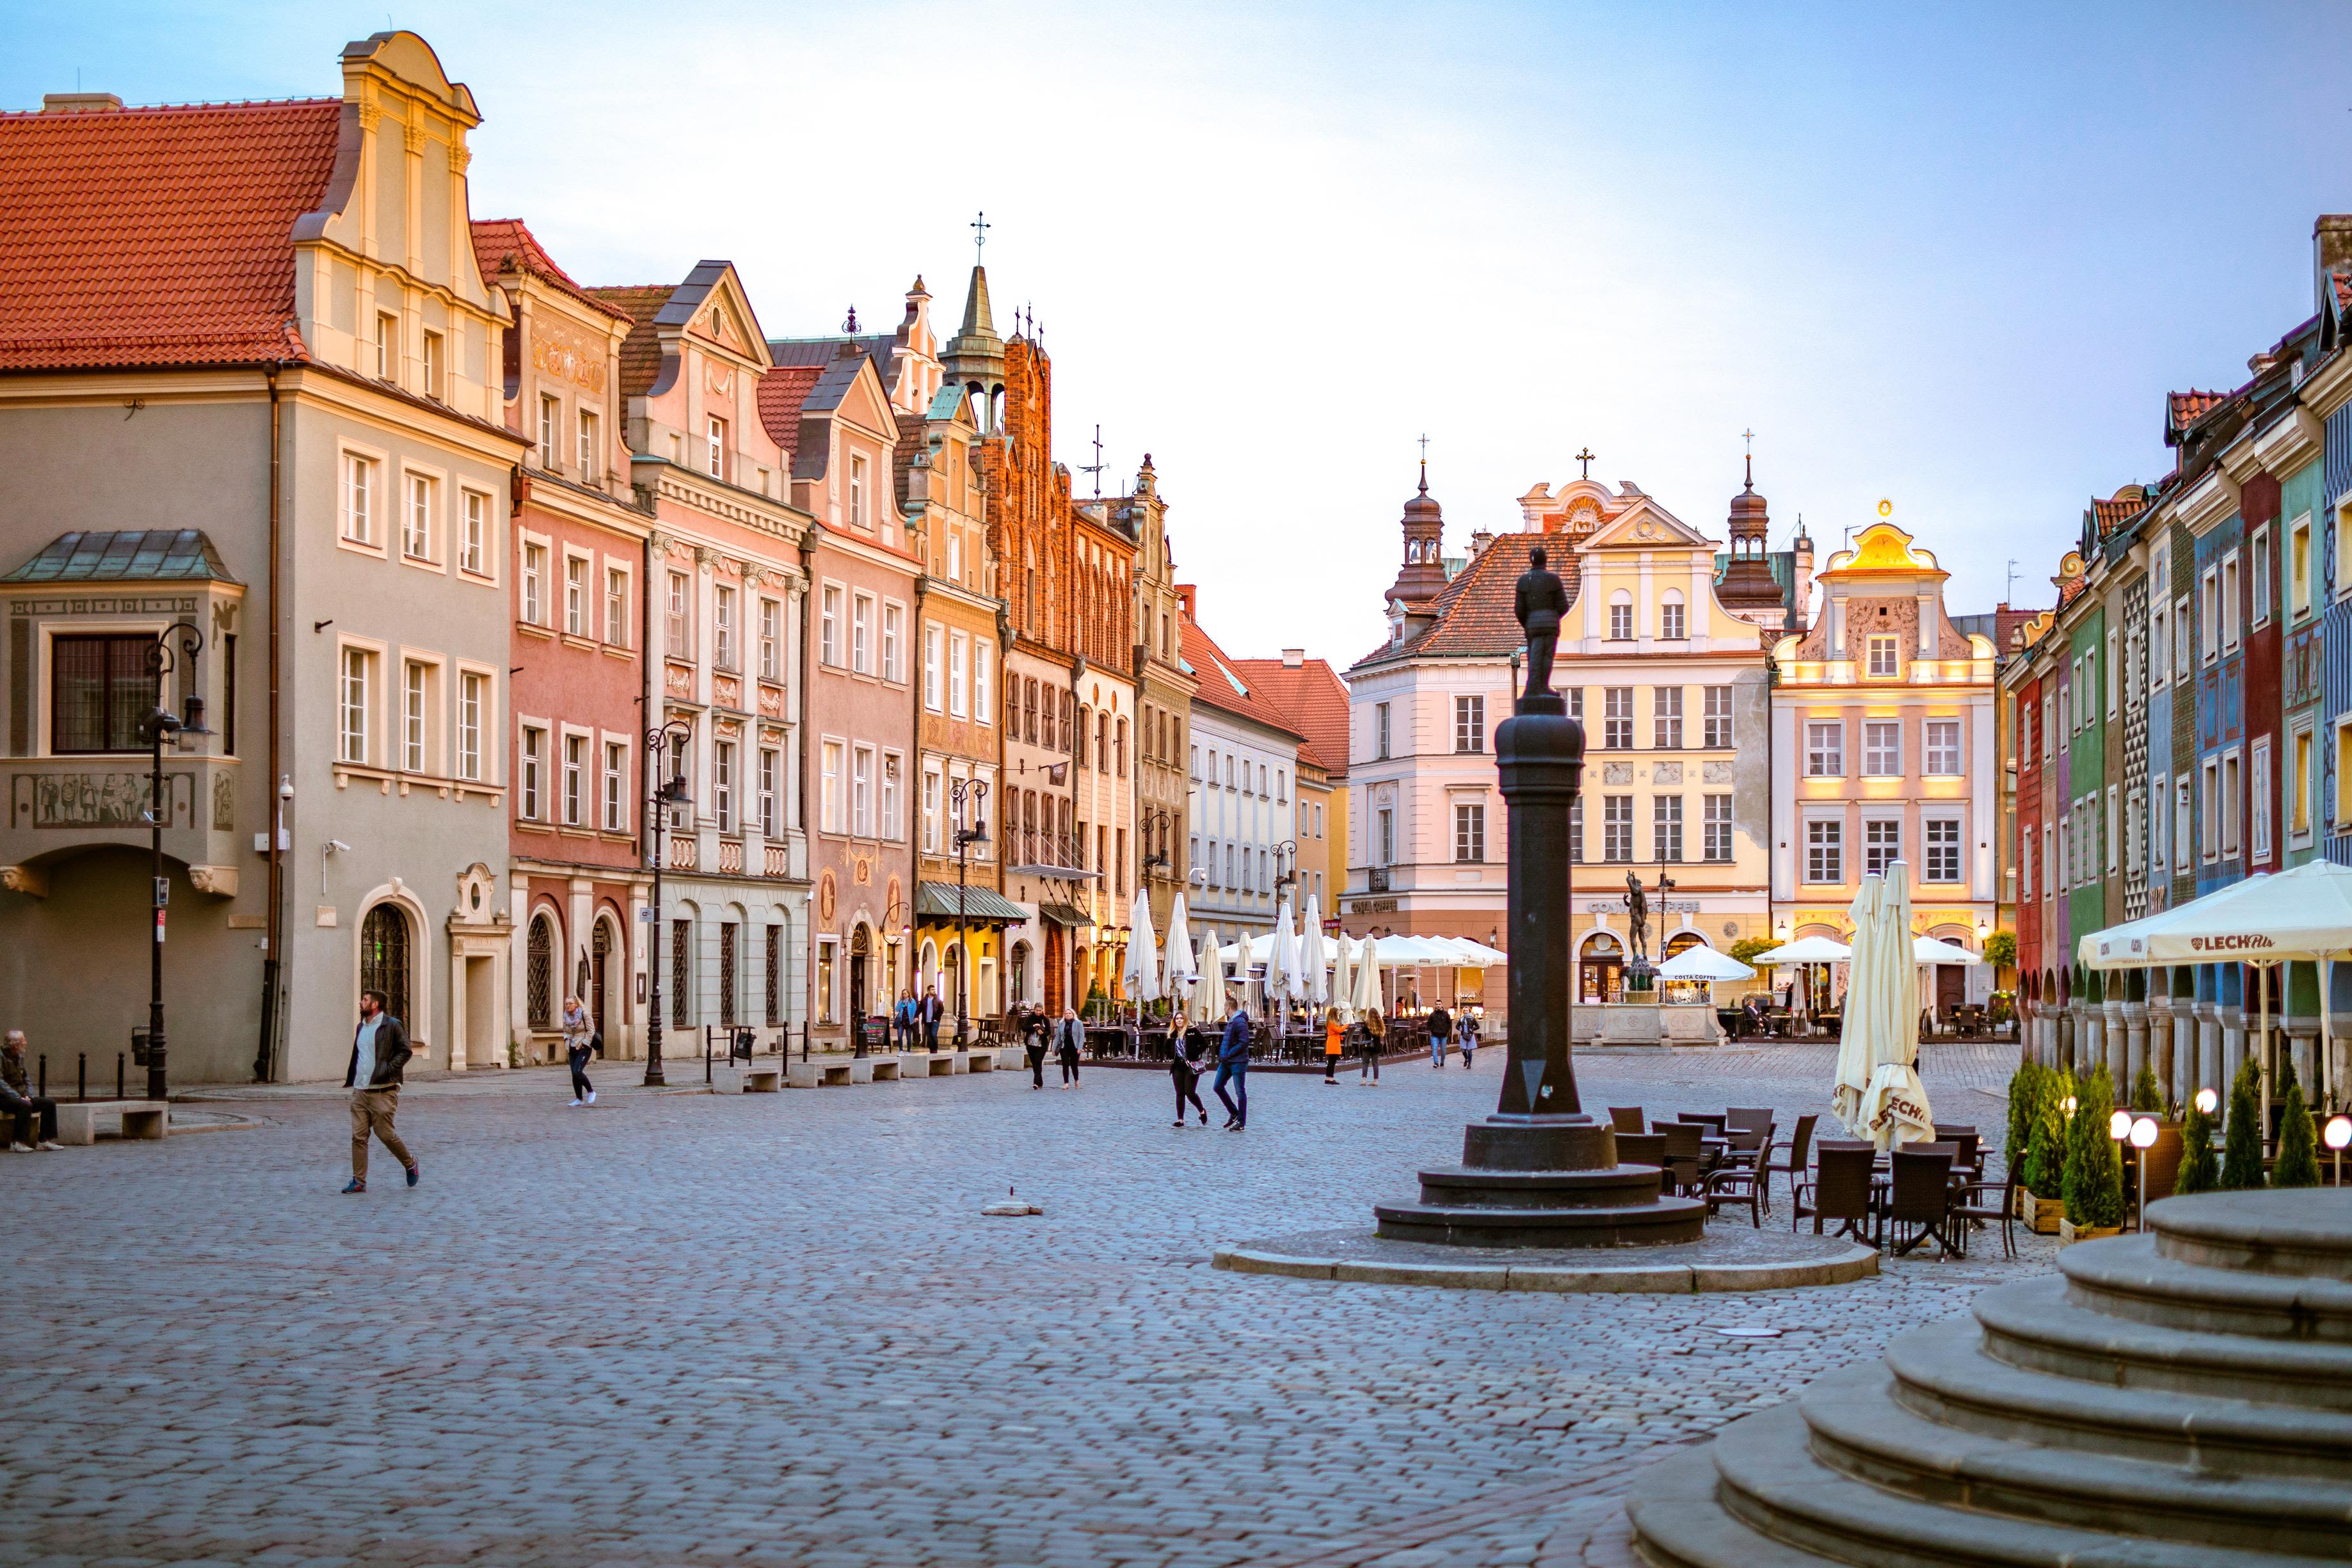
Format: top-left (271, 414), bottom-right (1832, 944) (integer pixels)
top-left (642, 719), bottom-right (695, 1087)
top-left (139, 623), bottom-right (209, 1102)
top-left (1271, 839), bottom-right (1298, 1036)
top-left (950, 778), bottom-right (989, 1049)
top-left (2325, 1114), bottom-right (2350, 1187)
top-left (2129, 1114), bottom-right (2158, 1229)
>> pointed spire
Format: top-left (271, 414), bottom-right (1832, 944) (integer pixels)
top-left (958, 264), bottom-right (995, 338)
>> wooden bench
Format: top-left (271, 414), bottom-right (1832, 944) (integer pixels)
top-left (52, 1101), bottom-right (168, 1146)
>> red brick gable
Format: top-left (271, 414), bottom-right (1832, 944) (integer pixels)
top-left (0, 97), bottom-right (342, 371)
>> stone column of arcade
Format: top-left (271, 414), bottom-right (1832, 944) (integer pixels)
top-left (1372, 547), bottom-right (1702, 1247)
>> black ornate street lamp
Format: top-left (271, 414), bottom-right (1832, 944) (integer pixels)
top-left (140, 623), bottom-right (209, 1102)
top-left (950, 777), bottom-right (989, 1048)
top-left (642, 718), bottom-right (695, 1087)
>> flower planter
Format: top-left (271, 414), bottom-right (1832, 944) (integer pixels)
top-left (2058, 1217), bottom-right (2122, 1245)
top-left (2016, 1190), bottom-right (2065, 1234)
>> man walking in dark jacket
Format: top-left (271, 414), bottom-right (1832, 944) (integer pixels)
top-left (1213, 1003), bottom-right (1251, 1130)
top-left (343, 989), bottom-right (417, 1193)
top-left (918, 986), bottom-right (945, 1053)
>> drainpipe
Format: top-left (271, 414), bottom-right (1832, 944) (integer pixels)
top-left (799, 524), bottom-right (819, 1043)
top-left (640, 517), bottom-right (654, 1059)
top-left (253, 363), bottom-right (284, 1082)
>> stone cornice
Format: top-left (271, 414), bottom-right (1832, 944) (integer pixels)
top-left (2252, 404), bottom-right (2323, 478)
top-left (646, 463), bottom-right (810, 546)
top-left (2177, 466), bottom-right (2241, 538)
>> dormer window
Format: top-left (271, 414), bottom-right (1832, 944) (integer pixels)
top-left (375, 312), bottom-right (398, 381)
top-left (707, 416), bottom-right (726, 480)
top-left (851, 454), bottom-right (869, 528)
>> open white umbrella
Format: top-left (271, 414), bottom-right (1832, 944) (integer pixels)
top-left (1331, 932), bottom-right (1358, 1023)
top-left (1912, 935), bottom-right (1981, 966)
top-left (1164, 895), bottom-right (1196, 1003)
top-left (1123, 887), bottom-right (1160, 1006)
top-left (1439, 936), bottom-right (1510, 966)
top-left (1843, 863), bottom-right (1933, 1149)
top-left (1752, 935), bottom-right (1853, 966)
top-left (1300, 894), bottom-right (1329, 1010)
top-left (1656, 946), bottom-right (1756, 982)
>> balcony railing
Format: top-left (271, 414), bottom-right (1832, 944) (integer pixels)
top-left (1367, 866), bottom-right (1391, 893)
top-left (669, 833), bottom-right (698, 871)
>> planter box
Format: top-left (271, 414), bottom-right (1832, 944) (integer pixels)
top-left (2016, 1190), bottom-right (2065, 1234)
top-left (2058, 1217), bottom-right (2122, 1245)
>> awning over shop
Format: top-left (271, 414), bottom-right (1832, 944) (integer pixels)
top-left (915, 882), bottom-right (1028, 924)
top-left (1038, 902), bottom-right (1092, 927)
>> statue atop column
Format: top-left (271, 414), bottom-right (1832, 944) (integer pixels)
top-left (1624, 871), bottom-right (1649, 964)
top-left (1515, 544), bottom-right (1567, 710)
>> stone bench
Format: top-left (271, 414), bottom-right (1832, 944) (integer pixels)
top-left (741, 1066), bottom-right (781, 1093)
top-left (960, 1050), bottom-right (993, 1073)
top-left (900, 1053), bottom-right (954, 1078)
top-left (784, 1060), bottom-right (856, 1089)
top-left (869, 1057), bottom-right (900, 1082)
top-left (52, 1101), bottom-right (168, 1146)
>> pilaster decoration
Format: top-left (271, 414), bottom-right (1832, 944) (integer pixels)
top-left (445, 142), bottom-right (472, 175)
top-left (403, 120), bottom-right (428, 156)
top-left (647, 531), bottom-right (674, 557)
top-left (694, 546), bottom-right (716, 569)
top-left (357, 100), bottom-right (383, 133)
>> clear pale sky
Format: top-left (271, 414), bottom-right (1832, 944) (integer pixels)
top-left (10, 3), bottom-right (2351, 664)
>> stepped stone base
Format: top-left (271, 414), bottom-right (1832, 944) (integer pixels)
top-left (1375, 1112), bottom-right (1704, 1249)
top-left (1624, 1188), bottom-right (2352, 1567)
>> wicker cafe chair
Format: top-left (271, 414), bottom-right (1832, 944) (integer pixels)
top-left (1794, 1145), bottom-right (1878, 1245)
top-left (1762, 1114), bottom-right (1818, 1214)
top-left (1949, 1157), bottom-right (2019, 1260)
top-left (1616, 1133), bottom-right (1667, 1176)
top-left (1718, 1124), bottom-right (1771, 1178)
top-left (1725, 1107), bottom-right (1773, 1138)
top-left (1886, 1149), bottom-right (1962, 1258)
top-left (1652, 1120), bottom-right (1705, 1194)
top-left (1610, 1106), bottom-right (1647, 1134)
top-left (1704, 1160), bottom-right (1765, 1228)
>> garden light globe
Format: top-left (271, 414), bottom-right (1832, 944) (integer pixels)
top-left (2109, 1108), bottom-right (2132, 1140)
top-left (2130, 1116), bottom-right (2158, 1149)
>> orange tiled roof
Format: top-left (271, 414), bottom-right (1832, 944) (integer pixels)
top-left (2089, 490), bottom-right (2146, 536)
top-left (587, 285), bottom-right (676, 399)
top-left (2168, 389), bottom-right (2227, 432)
top-left (1354, 534), bottom-right (1578, 669)
top-left (0, 97), bottom-right (341, 371)
top-left (1228, 655), bottom-right (1350, 774)
top-left (470, 219), bottom-right (633, 324)
top-left (1182, 616), bottom-right (1305, 742)
top-left (756, 364), bottom-right (821, 460)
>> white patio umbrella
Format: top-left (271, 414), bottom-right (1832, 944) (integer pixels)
top-left (1123, 887), bottom-right (1160, 1006)
top-left (1913, 935), bottom-right (1981, 966)
top-left (1192, 925), bottom-right (1225, 1023)
top-left (1353, 935), bottom-right (1382, 1016)
top-left (1300, 894), bottom-right (1330, 1011)
top-left (1331, 932), bottom-right (1358, 1023)
top-left (1843, 863), bottom-right (1933, 1149)
top-left (1657, 946), bottom-right (1756, 982)
top-left (1268, 898), bottom-right (1303, 1030)
top-left (1439, 936), bottom-right (1510, 966)
top-left (1751, 935), bottom-right (1853, 966)
top-left (1163, 895), bottom-right (1196, 1004)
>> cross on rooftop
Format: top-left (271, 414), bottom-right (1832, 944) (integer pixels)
top-left (1743, 428), bottom-right (1754, 452)
top-left (972, 210), bottom-right (989, 262)
top-left (1575, 446), bottom-right (1596, 479)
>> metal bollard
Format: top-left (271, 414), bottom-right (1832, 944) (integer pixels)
top-left (36, 1054), bottom-right (44, 1098)
top-left (116, 1053), bottom-right (125, 1100)
top-left (78, 1052), bottom-right (86, 1102)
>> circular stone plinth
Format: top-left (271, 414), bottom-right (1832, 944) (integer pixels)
top-left (1213, 1225), bottom-right (1878, 1294)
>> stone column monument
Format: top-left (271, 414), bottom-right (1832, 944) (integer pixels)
top-left (1374, 546), bottom-right (1702, 1246)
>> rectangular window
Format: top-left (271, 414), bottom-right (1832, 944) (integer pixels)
top-left (1864, 817), bottom-right (1900, 876)
top-left (2174, 593), bottom-right (2191, 678)
top-left (851, 594), bottom-right (872, 674)
top-left (1805, 819), bottom-right (1843, 884)
top-left (458, 491), bottom-right (486, 577)
top-left (822, 740), bottom-right (843, 833)
top-left (1377, 808), bottom-right (1394, 865)
top-left (672, 920), bottom-right (691, 1027)
top-left (1454, 694), bottom-right (1485, 753)
top-left (539, 395), bottom-right (560, 468)
top-left (341, 453), bottom-right (376, 544)
top-left (1924, 718), bottom-right (1961, 776)
top-left (2293, 726), bottom-right (2314, 835)
top-left (922, 768), bottom-right (941, 854)
top-left (924, 625), bottom-right (943, 710)
top-left (2107, 785), bottom-right (2120, 875)
top-left (402, 660), bottom-right (428, 772)
top-left (714, 586), bottom-right (737, 671)
top-left (1454, 802), bottom-right (1485, 863)
top-left (1868, 635), bottom-right (1898, 678)
top-left (522, 544), bottom-right (546, 626)
top-left (1609, 601), bottom-right (1633, 641)
top-left (815, 940), bottom-right (834, 1025)
top-left (2151, 771), bottom-right (2168, 870)
top-left (668, 572), bottom-right (691, 660)
top-left (2150, 603), bottom-right (2168, 686)
top-left (1569, 796), bottom-right (1584, 863)
top-left (851, 746), bottom-right (873, 836)
top-left (713, 740), bottom-right (736, 833)
top-left (849, 454), bottom-right (869, 527)
top-left (565, 557), bottom-right (588, 637)
top-left (1653, 794), bottom-right (1683, 863)
top-left (1702, 794), bottom-right (1732, 861)
top-left (420, 329), bottom-right (442, 399)
top-left (758, 598), bottom-right (780, 680)
top-left (1660, 598), bottom-right (1685, 640)
top-left (948, 631), bottom-right (968, 717)
top-left (520, 724), bottom-right (543, 819)
top-left (605, 740), bottom-right (627, 832)
top-left (707, 415), bottom-right (726, 480)
top-left (2221, 750), bottom-right (2242, 856)
top-left (1806, 720), bottom-right (1843, 776)
top-left (340, 648), bottom-right (372, 765)
top-left (2251, 738), bottom-right (2271, 860)
top-left (403, 473), bottom-right (435, 561)
top-left (2252, 527), bottom-right (2271, 627)
top-left (49, 634), bottom-right (159, 754)
top-left (577, 410), bottom-right (599, 484)
top-left (1653, 685), bottom-right (1684, 749)
top-left (376, 312), bottom-right (398, 381)
top-left (883, 602), bottom-right (904, 684)
top-left (1863, 719), bottom-right (1901, 777)
top-left (973, 638), bottom-right (993, 724)
top-left (1702, 685), bottom-right (1732, 748)
top-left (1603, 795), bottom-right (1633, 862)
top-left (820, 586), bottom-right (842, 668)
top-left (757, 748), bottom-right (778, 838)
top-left (2221, 553), bottom-right (2241, 650)
top-left (2200, 760), bottom-right (2219, 861)
top-left (882, 753), bottom-right (902, 841)
top-left (606, 568), bottom-right (628, 646)
top-left (1924, 817), bottom-right (1961, 883)
top-left (457, 671), bottom-right (483, 782)
top-left (2292, 515), bottom-right (2312, 616)
top-left (2340, 725), bottom-right (2352, 829)
top-left (1603, 687), bottom-right (1633, 749)
top-left (765, 927), bottom-right (781, 1028)
top-left (1375, 702), bottom-right (1391, 760)
top-left (563, 733), bottom-right (586, 827)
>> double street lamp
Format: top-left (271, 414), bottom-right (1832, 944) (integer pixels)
top-left (140, 623), bottom-right (209, 1102)
top-left (949, 777), bottom-right (989, 1048)
top-left (642, 719), bottom-right (695, 1087)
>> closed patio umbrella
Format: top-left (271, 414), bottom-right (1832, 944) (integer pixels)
top-left (1123, 887), bottom-right (1160, 1006)
top-left (1300, 894), bottom-right (1330, 1011)
top-left (1353, 935), bottom-right (1382, 1017)
top-left (1843, 863), bottom-right (1933, 1149)
top-left (1331, 932), bottom-right (1357, 1023)
top-left (1164, 895), bottom-right (1196, 1005)
top-left (1192, 924), bottom-right (1224, 1023)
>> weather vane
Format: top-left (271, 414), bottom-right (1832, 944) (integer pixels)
top-left (971, 210), bottom-right (989, 264)
top-left (1574, 446), bottom-right (1596, 479)
top-left (1081, 424), bottom-right (1106, 499)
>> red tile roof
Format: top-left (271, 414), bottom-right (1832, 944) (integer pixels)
top-left (1182, 616), bottom-right (1304, 742)
top-left (0, 97), bottom-right (342, 371)
top-left (2089, 489), bottom-right (2146, 535)
top-left (1352, 533), bottom-right (1576, 669)
top-left (470, 219), bottom-right (633, 323)
top-left (587, 285), bottom-right (676, 399)
top-left (1228, 656), bottom-right (1349, 774)
top-left (2167, 389), bottom-right (2227, 432)
top-left (756, 364), bottom-right (821, 460)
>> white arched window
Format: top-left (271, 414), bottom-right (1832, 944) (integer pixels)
top-left (1660, 588), bottom-right (1686, 641)
top-left (1608, 589), bottom-right (1634, 642)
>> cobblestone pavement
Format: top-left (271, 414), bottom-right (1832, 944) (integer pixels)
top-left (6, 1041), bottom-right (2045, 1567)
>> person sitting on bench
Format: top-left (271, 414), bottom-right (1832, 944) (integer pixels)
top-left (1, 1031), bottom-right (63, 1151)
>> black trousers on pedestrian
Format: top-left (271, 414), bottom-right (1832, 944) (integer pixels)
top-left (1026, 1043), bottom-right (1048, 1087)
top-left (1214, 1063), bottom-right (1247, 1126)
top-left (1059, 1046), bottom-right (1080, 1084)
top-left (1172, 1070), bottom-right (1206, 1120)
top-left (568, 1045), bottom-right (594, 1098)
top-left (0, 1087), bottom-right (56, 1144)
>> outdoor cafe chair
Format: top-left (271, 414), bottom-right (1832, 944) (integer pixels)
top-left (1932, 1127), bottom-right (1981, 1178)
top-left (1676, 1111), bottom-right (1727, 1136)
top-left (1652, 1121), bottom-right (1705, 1194)
top-left (1885, 1149), bottom-right (1962, 1258)
top-left (1616, 1133), bottom-right (1667, 1174)
top-left (1793, 1144), bottom-right (1877, 1245)
top-left (1717, 1124), bottom-right (1771, 1176)
top-left (1949, 1158), bottom-right (2019, 1260)
top-left (1610, 1106), bottom-right (1646, 1134)
top-left (1703, 1159), bottom-right (1765, 1228)
top-left (1725, 1107), bottom-right (1773, 1138)
top-left (1761, 1113), bottom-right (1818, 1215)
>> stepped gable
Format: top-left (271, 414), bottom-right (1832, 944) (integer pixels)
top-left (1626, 1188), bottom-right (2352, 1566)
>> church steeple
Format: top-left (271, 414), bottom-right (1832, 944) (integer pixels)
top-left (941, 250), bottom-right (1007, 433)
top-left (1716, 452), bottom-right (1791, 627)
top-left (1385, 461), bottom-right (1448, 610)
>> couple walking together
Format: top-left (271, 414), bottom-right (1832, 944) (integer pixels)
top-left (1169, 1004), bottom-right (1251, 1130)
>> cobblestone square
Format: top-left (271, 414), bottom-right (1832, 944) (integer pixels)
top-left (6, 1043), bottom-right (2044, 1567)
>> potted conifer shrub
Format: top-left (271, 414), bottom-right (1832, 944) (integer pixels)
top-left (2221, 1057), bottom-right (2266, 1191)
top-left (2020, 1066), bottom-right (2072, 1233)
top-left (2176, 1091), bottom-right (2220, 1196)
top-left (2275, 1078), bottom-right (2322, 1188)
top-left (2061, 1065), bottom-right (2126, 1244)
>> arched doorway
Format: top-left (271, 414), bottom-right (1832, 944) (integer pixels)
top-left (591, 918), bottom-right (615, 1043)
top-left (849, 924), bottom-right (872, 1030)
top-left (1009, 941), bottom-right (1030, 1007)
top-left (361, 902), bottom-right (413, 1025)
top-left (526, 913), bottom-right (555, 1032)
top-left (1580, 931), bottom-right (1624, 1004)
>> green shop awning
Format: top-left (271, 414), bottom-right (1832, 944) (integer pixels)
top-left (1037, 902), bottom-right (1092, 928)
top-left (915, 881), bottom-right (1028, 924)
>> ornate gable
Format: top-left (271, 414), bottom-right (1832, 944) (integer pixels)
top-left (1580, 497), bottom-right (1710, 554)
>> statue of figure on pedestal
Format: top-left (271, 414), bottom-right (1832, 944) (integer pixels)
top-left (1515, 545), bottom-right (1568, 705)
top-left (1624, 871), bottom-right (1649, 964)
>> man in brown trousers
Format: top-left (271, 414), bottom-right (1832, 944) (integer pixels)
top-left (342, 988), bottom-right (418, 1192)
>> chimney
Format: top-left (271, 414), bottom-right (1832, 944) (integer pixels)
top-left (1176, 583), bottom-right (1197, 621)
top-left (42, 92), bottom-right (123, 113)
top-left (1469, 527), bottom-right (1494, 559)
top-left (1281, 647), bottom-right (1304, 668)
top-left (2318, 215), bottom-right (2352, 319)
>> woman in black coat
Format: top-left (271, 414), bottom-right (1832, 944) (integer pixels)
top-left (1170, 1023), bottom-right (1208, 1126)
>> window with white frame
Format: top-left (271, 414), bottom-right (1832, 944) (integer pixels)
top-left (2107, 630), bottom-right (2119, 716)
top-left (1806, 720), bottom-right (1843, 776)
top-left (401, 659), bottom-right (429, 772)
top-left (1805, 818), bottom-right (1843, 883)
top-left (404, 473), bottom-right (435, 561)
top-left (948, 631), bottom-right (968, 717)
top-left (1569, 796), bottom-right (1583, 862)
top-left (973, 638), bottom-right (993, 724)
top-left (1660, 591), bottom-right (1686, 641)
top-left (1702, 685), bottom-right (1732, 748)
top-left (714, 585), bottom-right (737, 670)
top-left (1603, 795), bottom-right (1633, 861)
top-left (1454, 802), bottom-right (1485, 863)
top-left (2250, 738), bottom-right (2271, 860)
top-left (2042, 822), bottom-right (2055, 897)
top-left (1702, 793), bottom-right (1731, 861)
top-left (2200, 760), bottom-right (2219, 861)
top-left (341, 453), bottom-right (377, 545)
top-left (539, 395), bottom-right (560, 468)
top-left (1603, 687), bottom-right (1633, 749)
top-left (457, 671), bottom-right (483, 781)
top-left (520, 724), bottom-right (545, 820)
top-left (1375, 702), bottom-right (1391, 760)
top-left (851, 593), bottom-right (872, 673)
top-left (881, 753), bottom-right (902, 840)
top-left (2251, 527), bottom-right (2271, 627)
top-left (2221, 552), bottom-right (2241, 649)
top-left (1924, 817), bottom-right (1962, 883)
top-left (2150, 600), bottom-right (2168, 685)
top-left (1864, 817), bottom-right (1900, 876)
top-left (758, 598), bottom-right (780, 680)
top-left (2201, 569), bottom-right (2220, 660)
top-left (821, 740), bottom-right (843, 833)
top-left (2292, 514), bottom-right (2312, 618)
top-left (849, 454), bottom-right (868, 527)
top-left (1862, 719), bottom-right (1900, 777)
top-left (2292, 723), bottom-right (2315, 837)
top-left (667, 572), bottom-right (691, 659)
top-left (883, 602), bottom-right (903, 684)
top-left (947, 527), bottom-right (962, 582)
top-left (376, 312), bottom-right (398, 381)
top-left (522, 544), bottom-right (546, 626)
top-left (1654, 686), bottom-right (1683, 749)
top-left (577, 410), bottom-right (599, 484)
top-left (923, 767), bottom-right (941, 852)
top-left (1609, 591), bottom-right (1633, 641)
top-left (2339, 499), bottom-right (2352, 596)
top-left (820, 586), bottom-right (842, 668)
top-left (605, 740), bottom-right (627, 832)
top-left (2173, 593), bottom-right (2191, 679)
top-left (1867, 634), bottom-right (1898, 678)
top-left (851, 746), bottom-right (874, 836)
top-left (566, 556), bottom-right (588, 636)
top-left (923, 625), bottom-right (942, 710)
top-left (606, 567), bottom-right (628, 646)
top-left (2173, 775), bottom-right (2191, 867)
top-left (1377, 808), bottom-right (1395, 865)
top-left (1653, 794), bottom-right (1683, 861)
top-left (563, 733), bottom-right (586, 827)
top-left (757, 747), bottom-right (778, 838)
top-left (706, 415), bottom-right (726, 479)
top-left (1924, 717), bottom-right (1961, 776)
top-left (2020, 831), bottom-right (2034, 896)
top-left (420, 329), bottom-right (442, 399)
top-left (2150, 771), bottom-right (2168, 870)
top-left (340, 648), bottom-right (372, 764)
top-left (2221, 749), bottom-right (2242, 856)
top-left (713, 740), bottom-right (736, 833)
top-left (1455, 694), bottom-right (1485, 753)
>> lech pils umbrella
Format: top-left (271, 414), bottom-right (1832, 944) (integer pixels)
top-left (1843, 863), bottom-right (1933, 1149)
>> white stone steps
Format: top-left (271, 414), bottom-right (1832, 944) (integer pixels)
top-left (1972, 1274), bottom-right (2352, 1408)
top-left (2061, 1233), bottom-right (2352, 1342)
